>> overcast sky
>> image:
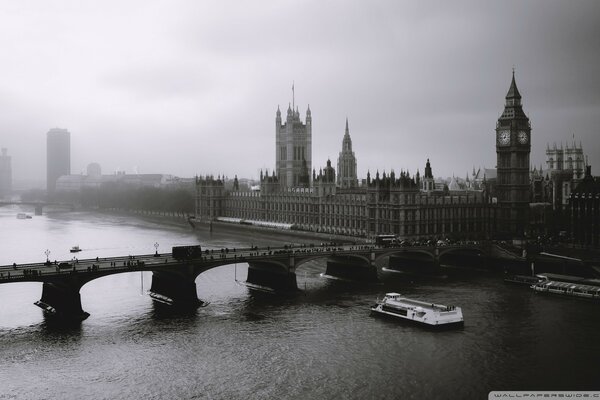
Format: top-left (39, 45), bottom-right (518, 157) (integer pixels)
top-left (1, 0), bottom-right (599, 184)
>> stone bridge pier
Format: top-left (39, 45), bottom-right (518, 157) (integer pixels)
top-left (35, 278), bottom-right (90, 320)
top-left (149, 264), bottom-right (204, 307)
top-left (325, 253), bottom-right (378, 282)
top-left (246, 259), bottom-right (298, 291)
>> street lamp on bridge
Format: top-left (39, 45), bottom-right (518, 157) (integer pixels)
top-left (154, 242), bottom-right (159, 257)
top-left (44, 249), bottom-right (50, 264)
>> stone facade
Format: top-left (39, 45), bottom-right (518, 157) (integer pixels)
top-left (196, 159), bottom-right (495, 240)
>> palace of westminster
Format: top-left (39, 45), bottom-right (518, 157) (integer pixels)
top-left (195, 74), bottom-right (599, 245)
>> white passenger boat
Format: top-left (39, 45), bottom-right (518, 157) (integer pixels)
top-left (371, 293), bottom-right (464, 327)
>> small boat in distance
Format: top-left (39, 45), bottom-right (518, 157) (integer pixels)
top-left (503, 274), bottom-right (543, 286)
top-left (371, 293), bottom-right (463, 328)
top-left (70, 245), bottom-right (82, 253)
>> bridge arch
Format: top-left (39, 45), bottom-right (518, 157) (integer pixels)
top-left (375, 248), bottom-right (436, 265)
top-left (294, 253), bottom-right (371, 270)
top-left (437, 246), bottom-right (487, 268)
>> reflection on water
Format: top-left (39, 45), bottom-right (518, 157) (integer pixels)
top-left (1, 206), bottom-right (599, 399)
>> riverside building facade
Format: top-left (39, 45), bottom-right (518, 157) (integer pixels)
top-left (196, 162), bottom-right (495, 240)
top-left (195, 86), bottom-right (509, 240)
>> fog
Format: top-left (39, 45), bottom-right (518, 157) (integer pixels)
top-left (1, 0), bottom-right (599, 185)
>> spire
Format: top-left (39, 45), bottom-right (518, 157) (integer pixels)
top-left (506, 69), bottom-right (522, 100)
top-left (424, 158), bottom-right (433, 179)
top-left (341, 118), bottom-right (353, 152)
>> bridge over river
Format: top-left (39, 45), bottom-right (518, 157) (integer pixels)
top-left (0, 243), bottom-right (492, 320)
top-left (0, 200), bottom-right (75, 215)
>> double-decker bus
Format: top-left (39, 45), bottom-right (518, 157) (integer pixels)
top-left (375, 235), bottom-right (397, 247)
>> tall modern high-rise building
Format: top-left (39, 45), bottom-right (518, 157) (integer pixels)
top-left (0, 147), bottom-right (12, 196)
top-left (47, 128), bottom-right (71, 193)
top-left (337, 118), bottom-right (358, 189)
top-left (495, 71), bottom-right (531, 238)
top-left (275, 102), bottom-right (312, 188)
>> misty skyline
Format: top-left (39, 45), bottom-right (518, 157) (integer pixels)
top-left (1, 0), bottom-right (599, 184)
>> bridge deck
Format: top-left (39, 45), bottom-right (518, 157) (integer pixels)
top-left (0, 243), bottom-right (486, 284)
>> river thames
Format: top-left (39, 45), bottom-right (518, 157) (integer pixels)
top-left (0, 206), bottom-right (599, 399)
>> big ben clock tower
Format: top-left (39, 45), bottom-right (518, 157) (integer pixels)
top-left (495, 71), bottom-right (531, 238)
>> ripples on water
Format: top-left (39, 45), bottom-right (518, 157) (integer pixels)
top-left (1, 207), bottom-right (599, 399)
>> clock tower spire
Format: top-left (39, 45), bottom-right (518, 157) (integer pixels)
top-left (495, 70), bottom-right (531, 239)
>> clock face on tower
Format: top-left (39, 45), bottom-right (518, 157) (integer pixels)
top-left (517, 130), bottom-right (528, 144)
top-left (497, 130), bottom-right (510, 146)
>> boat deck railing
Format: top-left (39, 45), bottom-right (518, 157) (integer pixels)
top-left (386, 297), bottom-right (458, 312)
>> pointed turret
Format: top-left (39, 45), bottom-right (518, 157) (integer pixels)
top-left (506, 69), bottom-right (522, 100)
top-left (337, 117), bottom-right (358, 188)
top-left (342, 118), bottom-right (352, 151)
top-left (424, 158), bottom-right (433, 179)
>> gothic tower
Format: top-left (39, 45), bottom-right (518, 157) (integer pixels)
top-left (422, 158), bottom-right (434, 192)
top-left (495, 71), bottom-right (531, 238)
top-left (337, 118), bottom-right (358, 189)
top-left (275, 99), bottom-right (312, 188)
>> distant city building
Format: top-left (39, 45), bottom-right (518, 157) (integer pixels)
top-left (47, 128), bottom-right (71, 193)
top-left (87, 163), bottom-right (102, 177)
top-left (569, 166), bottom-right (600, 247)
top-left (536, 141), bottom-right (590, 211)
top-left (275, 102), bottom-right (312, 188)
top-left (495, 71), bottom-right (531, 238)
top-left (337, 119), bottom-right (358, 189)
top-left (529, 139), bottom-right (593, 238)
top-left (55, 173), bottom-right (185, 192)
top-left (546, 141), bottom-right (586, 180)
top-left (0, 147), bottom-right (12, 196)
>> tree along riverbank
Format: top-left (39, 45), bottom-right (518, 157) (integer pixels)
top-left (96, 208), bottom-right (367, 246)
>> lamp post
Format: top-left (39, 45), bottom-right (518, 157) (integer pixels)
top-left (44, 249), bottom-right (50, 264)
top-left (154, 242), bottom-right (159, 257)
